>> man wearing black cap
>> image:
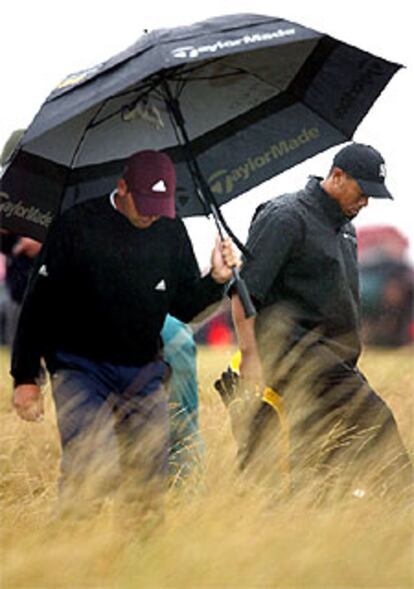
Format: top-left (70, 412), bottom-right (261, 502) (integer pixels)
top-left (230, 143), bottom-right (412, 497)
top-left (11, 149), bottom-right (239, 516)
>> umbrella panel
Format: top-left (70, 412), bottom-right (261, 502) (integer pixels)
top-left (0, 14), bottom-right (400, 240)
top-left (23, 38), bottom-right (320, 168)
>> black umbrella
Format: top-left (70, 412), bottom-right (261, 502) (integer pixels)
top-left (0, 13), bottom-right (401, 313)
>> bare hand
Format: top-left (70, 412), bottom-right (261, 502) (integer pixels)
top-left (12, 237), bottom-right (42, 258)
top-left (13, 384), bottom-right (44, 422)
top-left (211, 236), bottom-right (241, 284)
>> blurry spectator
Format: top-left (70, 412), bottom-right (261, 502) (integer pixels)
top-left (357, 225), bottom-right (414, 347)
top-left (0, 231), bottom-right (42, 345)
top-left (0, 128), bottom-right (25, 172)
top-left (0, 130), bottom-right (37, 344)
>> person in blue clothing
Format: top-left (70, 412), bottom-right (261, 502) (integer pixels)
top-left (162, 315), bottom-right (203, 482)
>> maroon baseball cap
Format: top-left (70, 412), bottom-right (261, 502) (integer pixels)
top-left (123, 150), bottom-right (176, 218)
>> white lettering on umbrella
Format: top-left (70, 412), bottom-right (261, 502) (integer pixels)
top-left (171, 28), bottom-right (297, 60)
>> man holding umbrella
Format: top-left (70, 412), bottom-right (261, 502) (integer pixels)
top-left (11, 149), bottom-right (238, 518)
top-left (230, 143), bottom-right (413, 498)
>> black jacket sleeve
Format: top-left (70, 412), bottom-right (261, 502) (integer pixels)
top-left (10, 216), bottom-right (71, 385)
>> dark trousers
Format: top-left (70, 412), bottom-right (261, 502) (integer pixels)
top-left (250, 341), bottom-right (413, 498)
top-left (288, 362), bottom-right (412, 495)
top-left (51, 352), bottom-right (169, 512)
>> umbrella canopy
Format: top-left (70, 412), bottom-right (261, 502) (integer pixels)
top-left (0, 13), bottom-right (401, 241)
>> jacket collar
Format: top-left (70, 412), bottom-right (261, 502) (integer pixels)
top-left (305, 176), bottom-right (350, 229)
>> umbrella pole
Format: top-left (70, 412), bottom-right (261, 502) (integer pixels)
top-left (162, 81), bottom-right (256, 318)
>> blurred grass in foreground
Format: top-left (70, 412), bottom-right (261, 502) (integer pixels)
top-left (0, 345), bottom-right (413, 588)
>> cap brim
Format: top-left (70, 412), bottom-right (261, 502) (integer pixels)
top-left (132, 193), bottom-right (176, 219)
top-left (357, 179), bottom-right (393, 200)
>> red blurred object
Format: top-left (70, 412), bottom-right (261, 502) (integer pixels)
top-left (206, 319), bottom-right (233, 346)
top-left (357, 224), bottom-right (409, 262)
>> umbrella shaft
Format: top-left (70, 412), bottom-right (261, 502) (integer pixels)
top-left (162, 79), bottom-right (256, 318)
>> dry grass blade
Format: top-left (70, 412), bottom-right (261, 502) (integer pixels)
top-left (0, 345), bottom-right (413, 588)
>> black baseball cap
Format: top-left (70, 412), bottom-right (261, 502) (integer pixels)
top-left (333, 143), bottom-right (393, 199)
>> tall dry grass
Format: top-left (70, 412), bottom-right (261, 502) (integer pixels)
top-left (0, 344), bottom-right (413, 588)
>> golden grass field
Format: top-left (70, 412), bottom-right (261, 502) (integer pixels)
top-left (0, 344), bottom-right (413, 588)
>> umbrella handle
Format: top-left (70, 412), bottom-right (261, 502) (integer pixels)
top-left (231, 266), bottom-right (256, 318)
top-left (209, 200), bottom-right (256, 318)
top-left (210, 204), bottom-right (256, 318)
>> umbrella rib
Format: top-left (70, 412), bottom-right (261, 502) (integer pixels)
top-left (87, 81), bottom-right (162, 129)
top-left (69, 101), bottom-right (109, 167)
top-left (170, 60), bottom-right (283, 94)
top-left (168, 58), bottom-right (222, 77)
top-left (172, 71), bottom-right (245, 82)
top-left (57, 99), bottom-right (112, 212)
top-left (161, 79), bottom-right (252, 259)
top-left (163, 93), bottom-right (211, 216)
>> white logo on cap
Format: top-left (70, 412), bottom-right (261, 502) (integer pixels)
top-left (152, 180), bottom-right (167, 193)
top-left (379, 163), bottom-right (386, 179)
top-left (155, 279), bottom-right (167, 291)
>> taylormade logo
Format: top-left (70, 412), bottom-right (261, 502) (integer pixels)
top-left (0, 191), bottom-right (53, 228)
top-left (208, 126), bottom-right (320, 195)
top-left (171, 28), bottom-right (296, 59)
